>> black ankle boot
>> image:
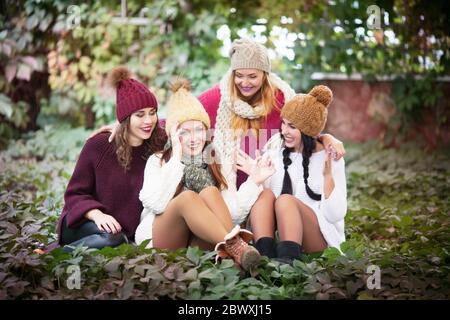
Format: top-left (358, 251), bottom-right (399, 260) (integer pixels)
top-left (254, 237), bottom-right (276, 258)
top-left (275, 241), bottom-right (303, 264)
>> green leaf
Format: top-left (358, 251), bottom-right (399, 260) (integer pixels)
top-left (0, 94), bottom-right (13, 118)
top-left (186, 246), bottom-right (201, 265)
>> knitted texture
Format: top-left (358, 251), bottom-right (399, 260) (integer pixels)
top-left (108, 66), bottom-right (158, 123)
top-left (229, 38), bottom-right (271, 73)
top-left (212, 69), bottom-right (296, 192)
top-left (281, 85), bottom-right (333, 137)
top-left (165, 78), bottom-right (211, 134)
top-left (181, 152), bottom-right (215, 193)
top-left (57, 133), bottom-right (147, 242)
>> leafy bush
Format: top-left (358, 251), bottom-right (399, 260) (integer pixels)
top-left (0, 130), bottom-right (449, 299)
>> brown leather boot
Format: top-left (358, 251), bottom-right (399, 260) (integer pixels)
top-left (215, 225), bottom-right (261, 271)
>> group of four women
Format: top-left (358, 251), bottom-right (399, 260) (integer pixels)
top-left (56, 38), bottom-right (347, 270)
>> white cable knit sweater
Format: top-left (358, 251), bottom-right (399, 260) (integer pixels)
top-left (263, 135), bottom-right (347, 250)
top-left (134, 154), bottom-right (263, 246)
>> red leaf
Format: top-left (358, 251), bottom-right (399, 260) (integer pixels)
top-left (5, 63), bottom-right (17, 83)
top-left (21, 56), bottom-right (39, 70)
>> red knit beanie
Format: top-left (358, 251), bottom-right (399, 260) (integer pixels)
top-left (107, 66), bottom-right (158, 122)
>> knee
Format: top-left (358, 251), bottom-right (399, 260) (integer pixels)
top-left (259, 188), bottom-right (276, 202)
top-left (199, 186), bottom-right (220, 196)
top-left (99, 232), bottom-right (128, 247)
top-left (177, 190), bottom-right (199, 202)
top-left (275, 194), bottom-right (297, 213)
top-left (275, 194), bottom-right (296, 206)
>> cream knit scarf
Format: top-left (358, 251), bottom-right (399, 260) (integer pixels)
top-left (213, 69), bottom-right (296, 191)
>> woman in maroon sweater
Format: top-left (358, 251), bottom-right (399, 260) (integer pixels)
top-left (58, 67), bottom-right (166, 251)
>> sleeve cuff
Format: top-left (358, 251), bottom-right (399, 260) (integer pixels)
top-left (65, 201), bottom-right (106, 228)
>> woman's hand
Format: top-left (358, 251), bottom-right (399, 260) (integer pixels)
top-left (236, 149), bottom-right (276, 186)
top-left (323, 152), bottom-right (335, 199)
top-left (321, 134), bottom-right (345, 160)
top-left (234, 149), bottom-right (255, 176)
top-left (85, 209), bottom-right (122, 234)
top-left (88, 121), bottom-right (120, 143)
top-left (323, 151), bottom-right (333, 177)
top-left (170, 122), bottom-right (182, 161)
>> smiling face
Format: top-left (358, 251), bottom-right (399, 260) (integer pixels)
top-left (179, 120), bottom-right (207, 157)
top-left (281, 117), bottom-right (302, 152)
top-left (233, 68), bottom-right (265, 98)
top-left (127, 107), bottom-right (157, 146)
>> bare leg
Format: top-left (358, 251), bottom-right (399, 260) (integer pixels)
top-left (275, 194), bottom-right (327, 253)
top-left (249, 189), bottom-right (276, 241)
top-left (198, 186), bottom-right (233, 231)
top-left (188, 235), bottom-right (214, 251)
top-left (186, 186), bottom-right (235, 251)
top-left (152, 190), bottom-right (228, 250)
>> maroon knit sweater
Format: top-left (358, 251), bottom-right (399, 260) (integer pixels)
top-left (57, 132), bottom-right (147, 243)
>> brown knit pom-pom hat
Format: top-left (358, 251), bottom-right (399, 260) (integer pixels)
top-left (107, 66), bottom-right (158, 122)
top-left (280, 85), bottom-right (333, 137)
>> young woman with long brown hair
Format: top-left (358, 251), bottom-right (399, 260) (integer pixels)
top-left (57, 67), bottom-right (166, 251)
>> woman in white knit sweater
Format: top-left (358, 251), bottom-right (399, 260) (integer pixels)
top-left (247, 85), bottom-right (347, 264)
top-left (134, 79), bottom-right (275, 271)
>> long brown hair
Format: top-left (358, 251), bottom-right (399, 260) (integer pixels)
top-left (115, 116), bottom-right (167, 170)
top-left (229, 70), bottom-right (279, 137)
top-left (160, 141), bottom-right (228, 196)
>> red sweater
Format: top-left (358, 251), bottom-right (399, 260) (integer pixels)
top-left (198, 85), bottom-right (286, 187)
top-left (57, 133), bottom-right (147, 242)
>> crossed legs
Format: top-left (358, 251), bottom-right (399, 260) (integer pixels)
top-left (152, 187), bottom-right (233, 250)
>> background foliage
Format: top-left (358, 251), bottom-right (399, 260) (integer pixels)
top-left (1, 0), bottom-right (449, 148)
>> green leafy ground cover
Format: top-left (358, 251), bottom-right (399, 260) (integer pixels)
top-left (0, 126), bottom-right (449, 299)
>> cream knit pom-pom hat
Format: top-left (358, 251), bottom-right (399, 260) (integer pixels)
top-left (229, 38), bottom-right (271, 73)
top-left (164, 78), bottom-right (211, 134)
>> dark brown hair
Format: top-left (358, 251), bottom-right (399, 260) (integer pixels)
top-left (281, 133), bottom-right (322, 201)
top-left (115, 116), bottom-right (167, 170)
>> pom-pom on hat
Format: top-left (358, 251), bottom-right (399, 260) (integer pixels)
top-left (107, 66), bottom-right (158, 122)
top-left (164, 78), bottom-right (211, 134)
top-left (280, 85), bottom-right (333, 137)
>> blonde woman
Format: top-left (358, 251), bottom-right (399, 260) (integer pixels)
top-left (197, 38), bottom-right (345, 226)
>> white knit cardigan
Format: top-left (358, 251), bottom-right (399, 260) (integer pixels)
top-left (263, 133), bottom-right (347, 251)
top-left (134, 154), bottom-right (263, 246)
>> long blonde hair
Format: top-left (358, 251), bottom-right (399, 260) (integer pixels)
top-left (229, 71), bottom-right (279, 137)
